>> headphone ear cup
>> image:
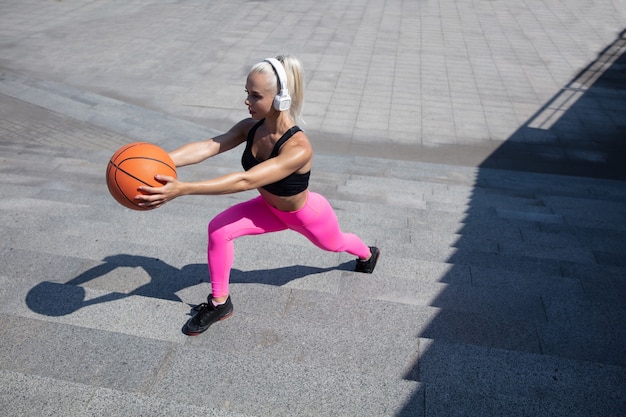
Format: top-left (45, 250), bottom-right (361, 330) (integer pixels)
top-left (274, 93), bottom-right (292, 111)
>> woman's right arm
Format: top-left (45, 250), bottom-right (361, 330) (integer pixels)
top-left (169, 119), bottom-right (253, 167)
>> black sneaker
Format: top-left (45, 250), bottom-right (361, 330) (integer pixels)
top-left (355, 246), bottom-right (380, 273)
top-left (183, 295), bottom-right (233, 336)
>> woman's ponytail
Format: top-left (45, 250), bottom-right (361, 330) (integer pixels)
top-left (277, 54), bottom-right (304, 123)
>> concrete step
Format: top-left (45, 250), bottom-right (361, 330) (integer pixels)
top-left (0, 370), bottom-right (253, 417)
top-left (415, 337), bottom-right (626, 417)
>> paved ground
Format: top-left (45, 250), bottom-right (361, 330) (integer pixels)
top-left (2, 0), bottom-right (625, 175)
top-left (0, 0), bottom-right (625, 416)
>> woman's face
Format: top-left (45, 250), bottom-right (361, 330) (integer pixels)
top-left (245, 71), bottom-right (277, 120)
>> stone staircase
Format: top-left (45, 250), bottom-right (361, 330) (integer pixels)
top-left (1, 79), bottom-right (625, 416)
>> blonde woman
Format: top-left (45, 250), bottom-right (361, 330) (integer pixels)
top-left (137, 55), bottom-right (380, 335)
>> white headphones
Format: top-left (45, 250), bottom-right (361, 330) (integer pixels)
top-left (264, 57), bottom-right (292, 111)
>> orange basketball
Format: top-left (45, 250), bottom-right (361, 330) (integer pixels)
top-left (106, 142), bottom-right (176, 210)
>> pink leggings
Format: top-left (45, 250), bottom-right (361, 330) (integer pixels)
top-left (207, 191), bottom-right (370, 298)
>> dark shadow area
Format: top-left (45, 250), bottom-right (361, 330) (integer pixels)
top-left (26, 253), bottom-right (354, 317)
top-left (481, 29), bottom-right (626, 180)
top-left (397, 30), bottom-right (626, 416)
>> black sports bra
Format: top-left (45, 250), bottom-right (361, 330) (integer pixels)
top-left (241, 120), bottom-right (311, 196)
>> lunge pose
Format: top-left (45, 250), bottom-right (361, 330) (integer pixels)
top-left (137, 55), bottom-right (380, 335)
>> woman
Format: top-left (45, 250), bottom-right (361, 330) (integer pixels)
top-left (137, 55), bottom-right (380, 336)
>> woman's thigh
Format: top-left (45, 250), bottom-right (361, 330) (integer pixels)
top-left (209, 195), bottom-right (288, 241)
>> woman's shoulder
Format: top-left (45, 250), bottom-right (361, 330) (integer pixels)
top-left (227, 118), bottom-right (262, 140)
top-left (233, 118), bottom-right (261, 132)
top-left (278, 127), bottom-right (312, 158)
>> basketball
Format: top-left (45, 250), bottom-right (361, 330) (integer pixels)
top-left (106, 142), bottom-right (177, 210)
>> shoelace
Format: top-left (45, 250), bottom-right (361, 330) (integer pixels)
top-left (192, 302), bottom-right (213, 312)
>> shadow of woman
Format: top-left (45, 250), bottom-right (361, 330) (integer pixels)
top-left (26, 253), bottom-right (354, 317)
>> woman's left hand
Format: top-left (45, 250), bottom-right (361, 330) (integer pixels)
top-left (135, 175), bottom-right (181, 209)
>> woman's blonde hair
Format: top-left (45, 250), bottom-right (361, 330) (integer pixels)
top-left (250, 54), bottom-right (304, 123)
